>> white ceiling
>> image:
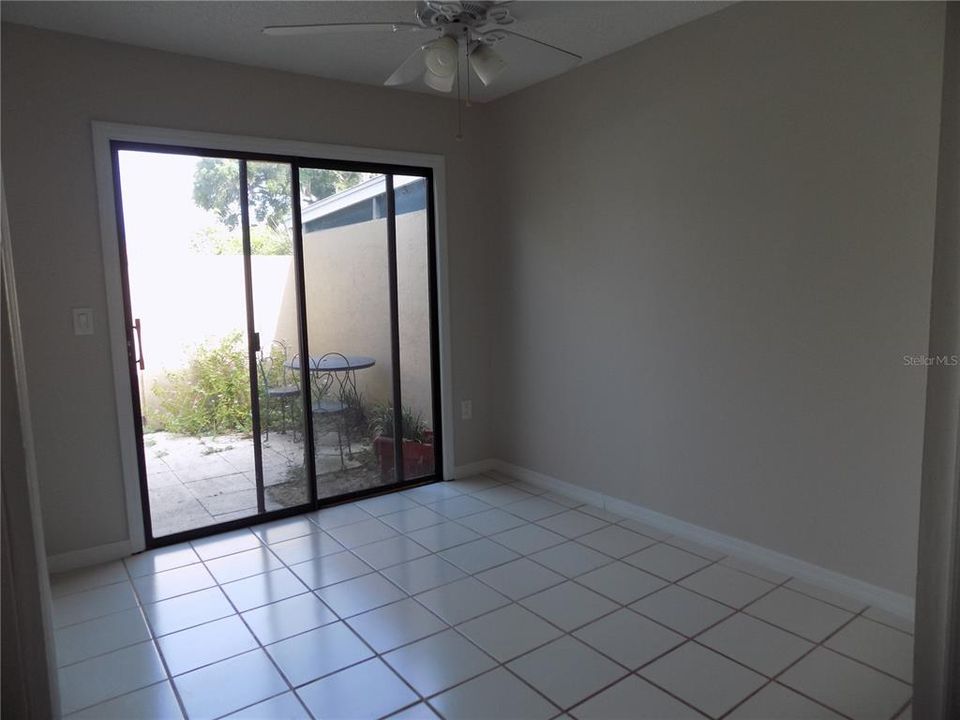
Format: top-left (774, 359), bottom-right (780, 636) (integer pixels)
top-left (1, 1), bottom-right (731, 102)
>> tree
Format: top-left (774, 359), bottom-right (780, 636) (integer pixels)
top-left (189, 225), bottom-right (293, 256)
top-left (192, 159), bottom-right (368, 234)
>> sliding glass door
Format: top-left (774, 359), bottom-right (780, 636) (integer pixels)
top-left (113, 143), bottom-right (442, 546)
top-left (117, 150), bottom-right (263, 538)
top-left (245, 160), bottom-right (311, 513)
top-left (298, 168), bottom-right (394, 500)
top-left (396, 175), bottom-right (439, 482)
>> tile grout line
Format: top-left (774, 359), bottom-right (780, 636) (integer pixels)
top-left (290, 505), bottom-right (904, 720)
top-left (262, 486), bottom-right (533, 720)
top-left (193, 489), bottom-right (495, 718)
top-left (59, 543), bottom-right (864, 717)
top-left (53, 474), bottom-right (912, 719)
top-left (192, 545), bottom-right (316, 719)
top-left (242, 497), bottom-right (511, 719)
top-left (55, 477), bottom-right (539, 716)
top-left (161, 523), bottom-right (355, 717)
top-left (284, 483), bottom-right (635, 717)
top-left (62, 506), bottom-right (900, 688)
top-left (399, 480), bottom-right (912, 718)
top-left (121, 556), bottom-right (192, 720)
top-left (384, 509), bottom-right (774, 717)
top-left (718, 605), bottom-right (878, 720)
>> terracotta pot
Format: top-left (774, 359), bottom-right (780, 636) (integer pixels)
top-left (374, 435), bottom-right (435, 480)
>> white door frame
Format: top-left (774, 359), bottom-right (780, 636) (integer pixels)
top-left (2, 170), bottom-right (61, 717)
top-left (91, 122), bottom-right (454, 553)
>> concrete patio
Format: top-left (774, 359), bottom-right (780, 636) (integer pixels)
top-left (144, 429), bottom-right (380, 537)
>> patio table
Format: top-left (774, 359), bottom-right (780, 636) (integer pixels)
top-left (284, 354), bottom-right (376, 408)
top-left (285, 355), bottom-right (376, 467)
top-left (285, 355), bottom-right (376, 373)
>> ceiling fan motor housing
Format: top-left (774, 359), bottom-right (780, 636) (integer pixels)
top-left (417, 1), bottom-right (514, 34)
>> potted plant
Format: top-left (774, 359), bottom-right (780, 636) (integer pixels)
top-left (369, 403), bottom-right (435, 480)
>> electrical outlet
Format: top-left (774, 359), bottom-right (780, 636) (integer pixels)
top-left (72, 307), bottom-right (94, 336)
top-left (460, 399), bottom-right (473, 421)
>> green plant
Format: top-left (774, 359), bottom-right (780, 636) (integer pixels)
top-left (368, 403), bottom-right (429, 443)
top-left (152, 331), bottom-right (253, 436)
top-left (190, 224), bottom-right (293, 256)
top-left (343, 390), bottom-right (368, 444)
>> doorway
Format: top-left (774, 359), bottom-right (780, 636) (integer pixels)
top-left (112, 142), bottom-right (443, 546)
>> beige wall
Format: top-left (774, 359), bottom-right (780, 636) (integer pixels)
top-left (0, 25), bottom-right (493, 556)
top-left (482, 1), bottom-right (945, 596)
top-left (913, 4), bottom-right (960, 716)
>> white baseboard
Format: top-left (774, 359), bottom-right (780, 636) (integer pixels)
top-left (47, 540), bottom-right (132, 574)
top-left (47, 461), bottom-right (494, 573)
top-left (453, 459), bottom-right (498, 479)
top-left (492, 460), bottom-right (606, 507)
top-left (45, 461), bottom-right (915, 620)
top-left (492, 459), bottom-right (915, 621)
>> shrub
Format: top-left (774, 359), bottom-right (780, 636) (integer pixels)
top-left (368, 403), bottom-right (429, 443)
top-left (153, 331), bottom-right (253, 436)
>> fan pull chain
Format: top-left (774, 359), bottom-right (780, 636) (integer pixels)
top-left (465, 33), bottom-right (472, 108)
top-left (455, 38), bottom-right (463, 141)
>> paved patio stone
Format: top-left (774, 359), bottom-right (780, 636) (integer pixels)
top-left (145, 432), bottom-right (390, 538)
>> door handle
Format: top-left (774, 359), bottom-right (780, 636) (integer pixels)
top-left (132, 318), bottom-right (145, 370)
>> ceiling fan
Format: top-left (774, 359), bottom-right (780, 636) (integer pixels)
top-left (263, 1), bottom-right (582, 96)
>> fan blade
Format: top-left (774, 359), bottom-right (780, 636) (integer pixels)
top-left (385, 45), bottom-right (428, 86)
top-left (483, 29), bottom-right (582, 62)
top-left (423, 69), bottom-right (456, 93)
top-left (263, 22), bottom-right (427, 36)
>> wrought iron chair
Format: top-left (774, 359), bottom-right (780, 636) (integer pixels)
top-left (257, 340), bottom-right (301, 441)
top-left (307, 352), bottom-right (359, 470)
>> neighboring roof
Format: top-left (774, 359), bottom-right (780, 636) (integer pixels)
top-left (300, 174), bottom-right (422, 226)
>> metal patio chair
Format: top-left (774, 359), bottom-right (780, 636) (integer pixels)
top-left (258, 340), bottom-right (301, 441)
top-left (307, 352), bottom-right (360, 470)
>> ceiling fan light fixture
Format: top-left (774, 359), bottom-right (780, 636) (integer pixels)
top-left (422, 68), bottom-right (456, 92)
top-left (424, 35), bottom-right (458, 78)
top-left (469, 44), bottom-right (506, 86)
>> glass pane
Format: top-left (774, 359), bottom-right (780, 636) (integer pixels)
top-left (118, 150), bottom-right (258, 537)
top-left (396, 176), bottom-right (437, 481)
top-left (299, 167), bottom-right (394, 498)
top-left (246, 161), bottom-right (309, 511)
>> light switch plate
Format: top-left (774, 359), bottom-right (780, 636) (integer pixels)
top-left (461, 399), bottom-right (473, 420)
top-left (72, 307), bottom-right (94, 336)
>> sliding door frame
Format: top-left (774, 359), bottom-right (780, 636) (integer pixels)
top-left (94, 122), bottom-right (453, 552)
top-left (238, 160), bottom-right (267, 515)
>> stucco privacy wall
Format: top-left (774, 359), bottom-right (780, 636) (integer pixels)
top-left (482, 1), bottom-right (945, 596)
top-left (0, 24), bottom-right (493, 556)
top-left (135, 213), bottom-right (435, 429)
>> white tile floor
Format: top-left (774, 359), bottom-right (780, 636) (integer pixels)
top-left (51, 472), bottom-right (915, 719)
